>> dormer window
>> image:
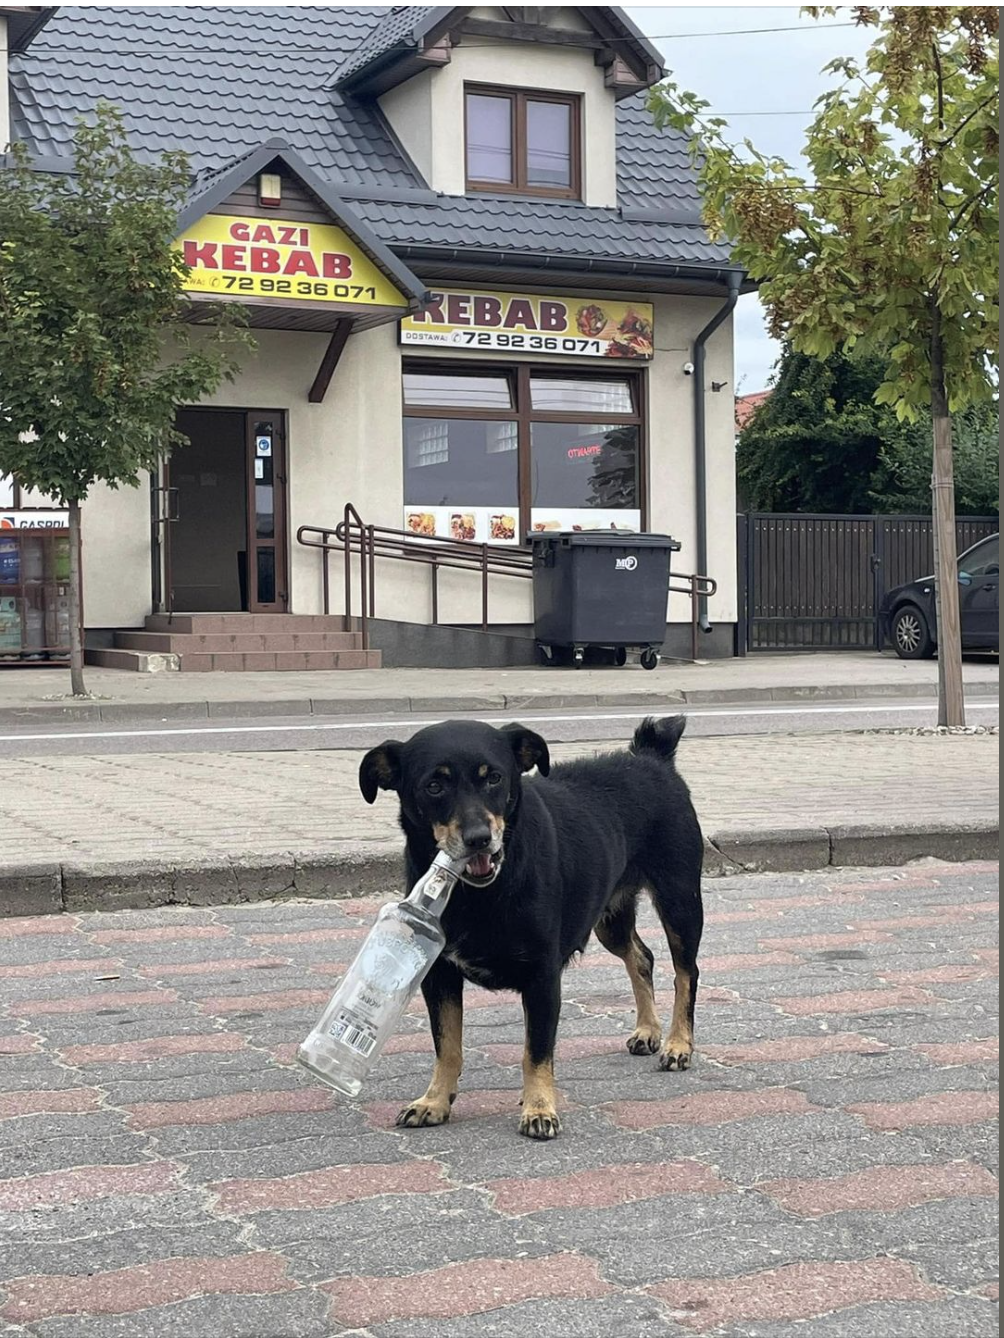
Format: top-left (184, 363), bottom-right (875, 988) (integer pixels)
top-left (465, 85), bottom-right (580, 199)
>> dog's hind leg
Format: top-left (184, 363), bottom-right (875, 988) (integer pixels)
top-left (396, 957), bottom-right (464, 1128)
top-left (642, 867), bottom-right (704, 1071)
top-left (594, 896), bottom-right (662, 1055)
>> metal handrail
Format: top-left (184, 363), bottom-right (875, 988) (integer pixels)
top-left (296, 508), bottom-right (718, 660)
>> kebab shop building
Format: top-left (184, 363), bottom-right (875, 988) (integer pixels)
top-left (65, 145), bottom-right (744, 670)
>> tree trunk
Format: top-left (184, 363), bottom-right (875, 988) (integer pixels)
top-left (929, 301), bottom-right (965, 728)
top-left (67, 497), bottom-right (87, 698)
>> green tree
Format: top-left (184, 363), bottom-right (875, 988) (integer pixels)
top-left (0, 104), bottom-right (248, 695)
top-left (739, 347), bottom-right (1000, 514)
top-left (651, 6), bottom-right (998, 725)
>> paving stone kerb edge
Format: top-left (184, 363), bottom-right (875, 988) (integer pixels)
top-left (0, 676), bottom-right (999, 726)
top-left (1, 820), bottom-right (997, 917)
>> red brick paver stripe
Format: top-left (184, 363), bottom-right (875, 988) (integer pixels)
top-left (880, 964), bottom-right (998, 986)
top-left (126, 1088), bottom-right (334, 1130)
top-left (61, 1032), bottom-right (248, 1065)
top-left (322, 1253), bottom-right (612, 1327)
top-left (649, 1258), bottom-right (941, 1332)
top-left (10, 989), bottom-right (177, 1017)
top-left (915, 1038), bottom-right (998, 1065)
top-left (139, 957), bottom-right (289, 977)
top-left (198, 989), bottom-right (330, 1014)
top-left (981, 1282), bottom-right (1000, 1300)
top-left (0, 916), bottom-right (79, 939)
top-left (244, 927), bottom-right (369, 945)
top-left (0, 1161), bottom-right (183, 1211)
top-left (0, 958), bottom-right (120, 979)
top-left (762, 1162), bottom-right (998, 1217)
top-left (703, 1033), bottom-right (889, 1066)
top-left (748, 892), bottom-right (866, 911)
top-left (0, 1034), bottom-right (40, 1055)
top-left (486, 1160), bottom-right (729, 1216)
top-left (851, 908), bottom-right (995, 931)
top-left (847, 1090), bottom-right (999, 1131)
top-left (213, 1160), bottom-right (447, 1214)
top-left (0, 1089), bottom-right (101, 1120)
top-left (0, 1253), bottom-right (297, 1324)
top-left (89, 925), bottom-right (233, 944)
top-left (758, 930), bottom-right (893, 951)
top-left (774, 986), bottom-right (934, 1017)
top-left (604, 1088), bottom-right (818, 1132)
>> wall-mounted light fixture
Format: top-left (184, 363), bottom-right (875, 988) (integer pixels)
top-left (258, 173), bottom-right (282, 207)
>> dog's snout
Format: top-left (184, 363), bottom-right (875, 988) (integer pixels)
top-left (462, 823), bottom-right (492, 852)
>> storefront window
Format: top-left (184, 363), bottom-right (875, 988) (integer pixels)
top-left (402, 366), bottom-right (642, 543)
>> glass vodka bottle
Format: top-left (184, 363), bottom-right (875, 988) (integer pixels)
top-left (296, 851), bottom-right (466, 1097)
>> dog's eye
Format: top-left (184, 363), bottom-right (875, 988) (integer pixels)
top-left (487, 771), bottom-right (503, 787)
top-left (426, 780), bottom-right (444, 797)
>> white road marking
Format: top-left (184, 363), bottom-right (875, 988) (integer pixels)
top-left (0, 700), bottom-right (997, 744)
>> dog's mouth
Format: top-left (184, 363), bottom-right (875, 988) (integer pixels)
top-left (459, 848), bottom-right (504, 886)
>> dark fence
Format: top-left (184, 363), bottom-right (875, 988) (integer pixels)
top-left (737, 512), bottom-right (999, 651)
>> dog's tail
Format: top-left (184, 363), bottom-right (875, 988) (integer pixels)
top-left (630, 714), bottom-right (687, 763)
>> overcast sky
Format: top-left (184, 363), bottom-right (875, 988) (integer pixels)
top-left (624, 5), bottom-right (877, 394)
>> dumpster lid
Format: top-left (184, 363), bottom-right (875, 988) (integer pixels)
top-left (528, 530), bottom-right (681, 550)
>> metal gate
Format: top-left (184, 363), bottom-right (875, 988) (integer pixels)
top-left (737, 512), bottom-right (999, 651)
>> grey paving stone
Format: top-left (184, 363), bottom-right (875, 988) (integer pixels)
top-left (272, 1190), bottom-right (548, 1282)
top-left (0, 1113), bottom-right (129, 1151)
top-left (34, 1288), bottom-right (341, 1338)
top-left (0, 1187), bottom-right (209, 1243)
top-left (372, 1293), bottom-right (686, 1338)
top-left (797, 1064), bottom-right (999, 1107)
top-left (148, 1107), bottom-right (371, 1156)
top-left (178, 1130), bottom-right (410, 1182)
top-left (0, 1220), bottom-right (247, 1284)
top-left (0, 1134), bottom-right (150, 1182)
top-left (840, 1197), bottom-right (999, 1253)
top-left (716, 1295), bottom-right (999, 1338)
top-left (909, 1121), bottom-right (999, 1173)
top-left (897, 1235), bottom-right (999, 1291)
top-left (0, 1058), bottom-right (84, 1092)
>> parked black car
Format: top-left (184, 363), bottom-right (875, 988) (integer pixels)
top-left (879, 533), bottom-right (999, 659)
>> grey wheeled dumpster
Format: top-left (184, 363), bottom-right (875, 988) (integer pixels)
top-left (530, 531), bottom-right (680, 669)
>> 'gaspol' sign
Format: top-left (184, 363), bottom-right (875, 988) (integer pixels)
top-left (401, 289), bottom-right (654, 359)
top-left (175, 215), bottom-right (406, 307)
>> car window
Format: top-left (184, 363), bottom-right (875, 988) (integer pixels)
top-left (959, 536), bottom-right (999, 578)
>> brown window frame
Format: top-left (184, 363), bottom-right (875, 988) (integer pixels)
top-left (464, 84), bottom-right (582, 200)
top-left (402, 361), bottom-right (647, 533)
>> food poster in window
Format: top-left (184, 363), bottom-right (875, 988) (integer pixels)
top-left (403, 507), bottom-right (521, 546)
top-left (401, 290), bottom-right (654, 359)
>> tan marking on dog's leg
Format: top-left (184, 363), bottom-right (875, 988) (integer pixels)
top-left (396, 997), bottom-right (463, 1128)
top-left (660, 930), bottom-right (695, 1072)
top-left (594, 919), bottom-right (662, 1055)
top-left (519, 1050), bottom-right (560, 1140)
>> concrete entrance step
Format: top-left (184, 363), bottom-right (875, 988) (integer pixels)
top-left (144, 613), bottom-right (349, 634)
top-left (86, 647), bottom-right (382, 673)
top-left (116, 631), bottom-right (363, 654)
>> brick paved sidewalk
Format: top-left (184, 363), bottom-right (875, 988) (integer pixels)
top-left (1, 730), bottom-right (998, 875)
top-left (0, 859), bottom-right (998, 1336)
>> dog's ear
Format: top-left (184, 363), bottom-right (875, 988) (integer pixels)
top-left (359, 741), bottom-right (404, 804)
top-left (501, 723), bottom-right (550, 776)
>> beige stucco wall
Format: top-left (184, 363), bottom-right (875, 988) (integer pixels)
top-left (0, 19), bottom-right (9, 152)
top-left (379, 18), bottom-right (618, 207)
top-left (79, 294), bottom-right (737, 631)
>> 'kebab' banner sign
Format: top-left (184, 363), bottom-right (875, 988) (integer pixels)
top-left (401, 289), bottom-right (654, 360)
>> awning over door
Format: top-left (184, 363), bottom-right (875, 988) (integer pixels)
top-left (174, 140), bottom-right (430, 399)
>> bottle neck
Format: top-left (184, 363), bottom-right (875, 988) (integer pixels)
top-left (406, 851), bottom-right (465, 919)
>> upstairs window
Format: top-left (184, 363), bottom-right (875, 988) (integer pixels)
top-left (465, 86), bottom-right (580, 199)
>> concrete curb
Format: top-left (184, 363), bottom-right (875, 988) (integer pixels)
top-left (0, 677), bottom-right (997, 727)
top-left (1, 821), bottom-right (996, 917)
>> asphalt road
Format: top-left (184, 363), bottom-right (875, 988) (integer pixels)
top-left (0, 696), bottom-right (997, 756)
top-left (0, 861), bottom-right (997, 1336)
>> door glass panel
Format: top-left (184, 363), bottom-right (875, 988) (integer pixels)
top-left (256, 548), bottom-right (276, 605)
top-left (530, 423), bottom-right (639, 510)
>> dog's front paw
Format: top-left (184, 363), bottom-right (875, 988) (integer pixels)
top-left (627, 1025), bottom-right (662, 1055)
top-left (518, 1105), bottom-right (561, 1140)
top-left (658, 1043), bottom-right (693, 1071)
top-left (395, 1096), bottom-right (452, 1128)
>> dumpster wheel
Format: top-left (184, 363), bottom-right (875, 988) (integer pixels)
top-left (640, 648), bottom-right (659, 671)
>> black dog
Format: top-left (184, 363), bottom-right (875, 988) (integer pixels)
top-left (359, 715), bottom-right (704, 1140)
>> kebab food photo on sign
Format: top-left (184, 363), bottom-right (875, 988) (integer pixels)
top-left (401, 289), bottom-right (654, 359)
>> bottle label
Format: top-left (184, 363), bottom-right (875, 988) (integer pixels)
top-left (329, 1005), bottom-right (379, 1057)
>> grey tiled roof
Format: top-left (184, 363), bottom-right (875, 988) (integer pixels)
top-left (332, 5), bottom-right (442, 85)
top-left (353, 194), bottom-right (726, 267)
top-left (9, 6), bottom-right (735, 272)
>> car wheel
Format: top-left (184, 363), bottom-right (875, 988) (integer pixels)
top-left (891, 605), bottom-right (935, 659)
